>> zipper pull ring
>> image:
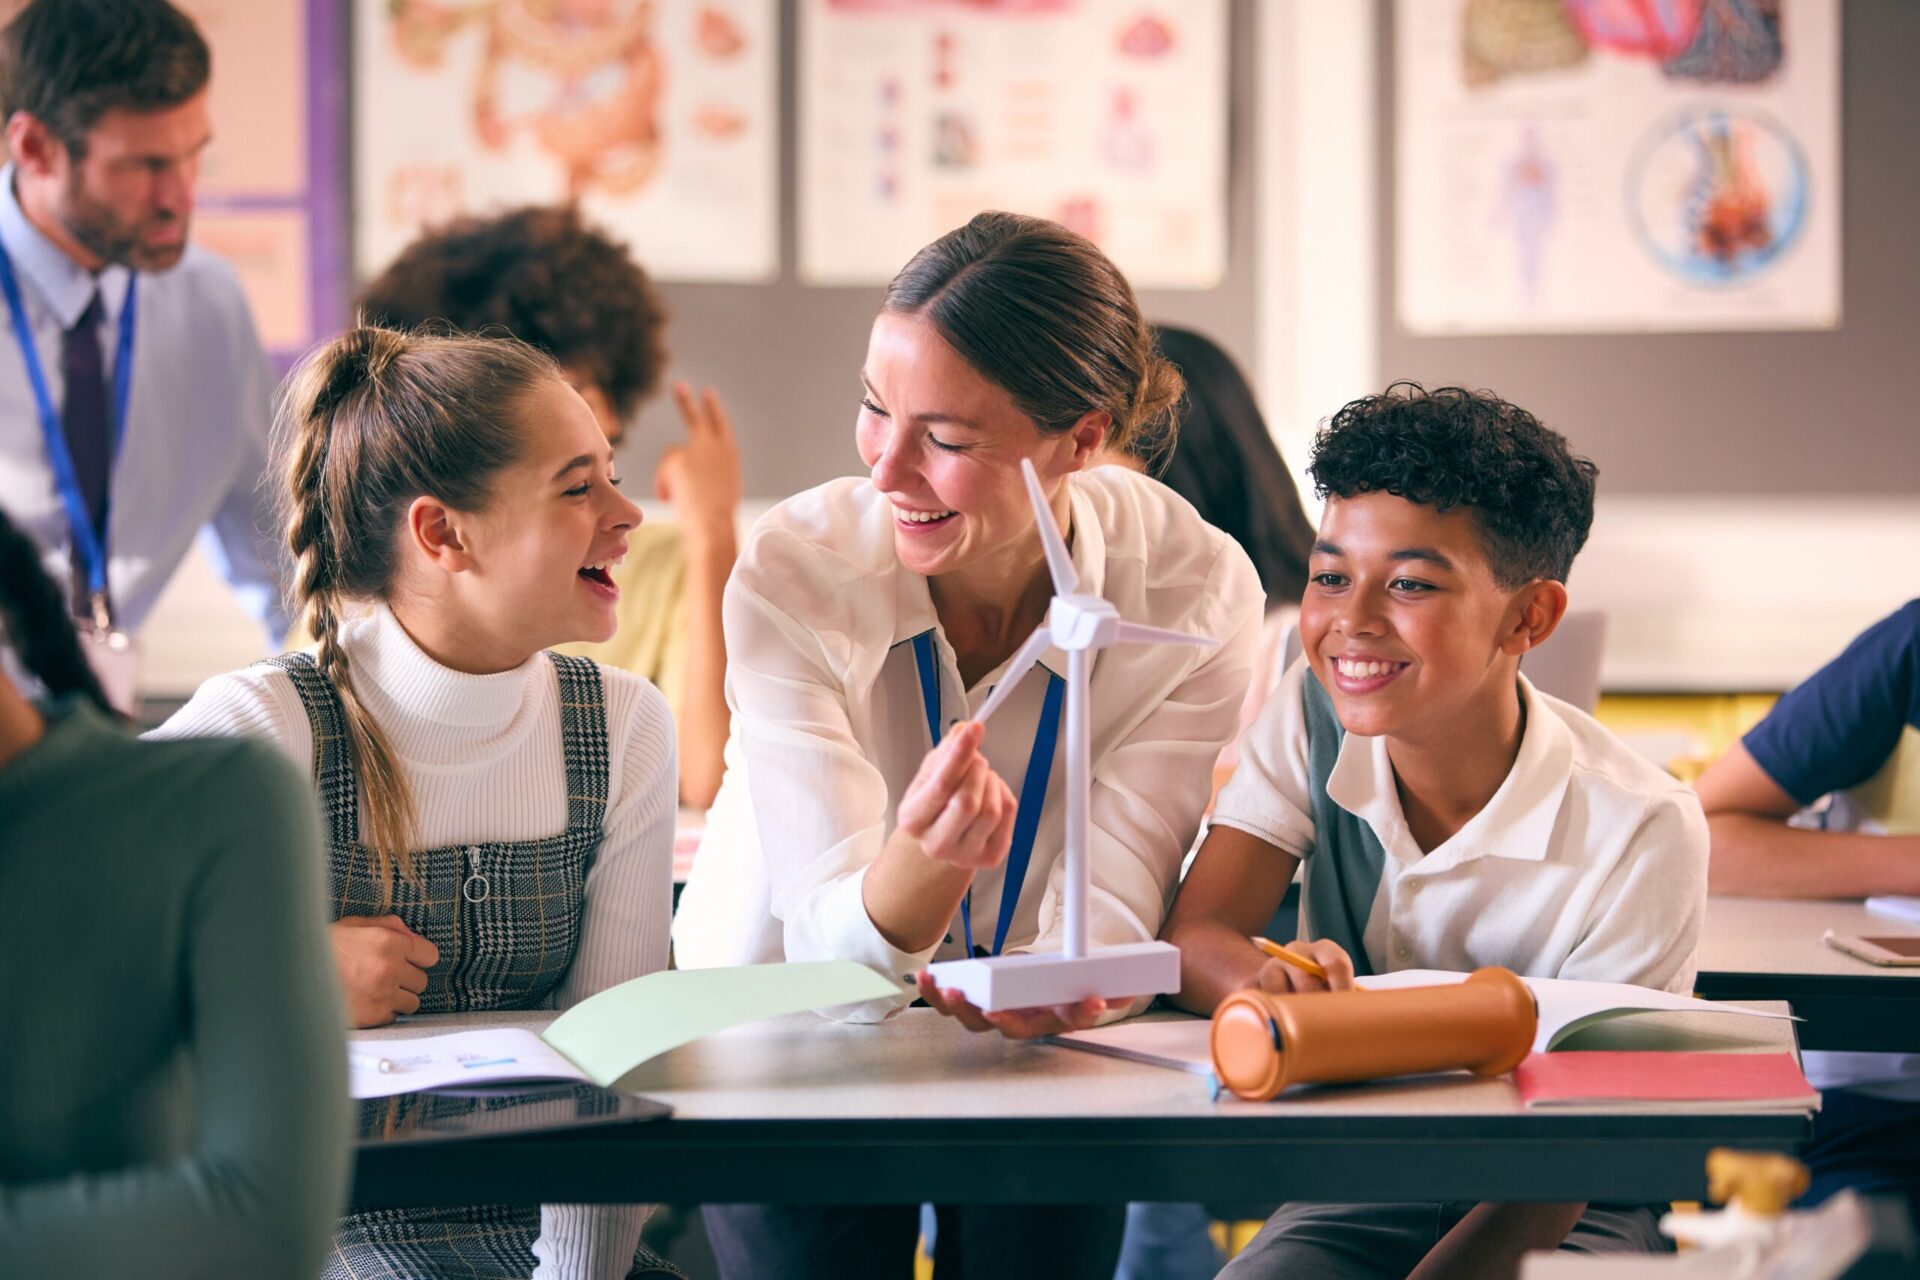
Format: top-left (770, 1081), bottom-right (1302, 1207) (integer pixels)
top-left (462, 846), bottom-right (491, 904)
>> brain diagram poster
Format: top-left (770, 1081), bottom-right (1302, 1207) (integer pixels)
top-left (798, 0), bottom-right (1226, 288)
top-left (1397, 0), bottom-right (1839, 333)
top-left (355, 0), bottom-right (777, 283)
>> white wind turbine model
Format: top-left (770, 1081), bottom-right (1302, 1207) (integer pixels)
top-left (922, 459), bottom-right (1217, 1013)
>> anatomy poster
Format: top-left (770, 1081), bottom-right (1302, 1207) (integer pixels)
top-left (1397, 0), bottom-right (1839, 333)
top-left (355, 0), bottom-right (777, 283)
top-left (798, 0), bottom-right (1226, 288)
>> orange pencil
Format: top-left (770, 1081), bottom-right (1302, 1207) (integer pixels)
top-left (1250, 935), bottom-right (1366, 989)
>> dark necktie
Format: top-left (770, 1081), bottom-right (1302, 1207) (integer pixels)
top-left (61, 289), bottom-right (110, 613)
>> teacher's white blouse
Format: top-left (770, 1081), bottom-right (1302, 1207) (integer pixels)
top-left (673, 466), bottom-right (1263, 1020)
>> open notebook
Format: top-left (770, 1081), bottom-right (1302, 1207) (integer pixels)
top-left (348, 960), bottom-right (901, 1099)
top-left (1049, 969), bottom-right (1797, 1078)
top-left (1357, 969), bottom-right (1798, 1050)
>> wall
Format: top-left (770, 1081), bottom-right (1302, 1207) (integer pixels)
top-left (625, 0), bottom-right (1261, 500)
top-left (1376, 0), bottom-right (1920, 496)
top-left (1367, 0), bottom-right (1920, 691)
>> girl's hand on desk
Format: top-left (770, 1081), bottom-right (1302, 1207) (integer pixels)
top-left (1249, 937), bottom-right (1355, 996)
top-left (330, 915), bottom-right (439, 1028)
top-left (896, 722), bottom-right (1017, 871)
top-left (914, 971), bottom-right (1108, 1040)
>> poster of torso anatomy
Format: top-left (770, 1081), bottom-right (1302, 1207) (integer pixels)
top-left (1397, 0), bottom-right (1839, 333)
top-left (355, 0), bottom-right (778, 283)
top-left (798, 0), bottom-right (1226, 288)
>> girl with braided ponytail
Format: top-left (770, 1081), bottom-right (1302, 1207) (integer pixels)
top-left (677, 213), bottom-right (1264, 1280)
top-left (0, 506), bottom-right (349, 1276)
top-left (152, 325), bottom-right (677, 1279)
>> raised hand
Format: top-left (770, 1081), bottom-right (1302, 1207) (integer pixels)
top-left (655, 381), bottom-right (742, 543)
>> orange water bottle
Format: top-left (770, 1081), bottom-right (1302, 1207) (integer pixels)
top-left (1210, 966), bottom-right (1537, 1102)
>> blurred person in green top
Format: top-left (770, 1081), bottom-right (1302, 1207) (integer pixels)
top-left (360, 204), bottom-right (740, 807)
top-left (0, 506), bottom-right (349, 1277)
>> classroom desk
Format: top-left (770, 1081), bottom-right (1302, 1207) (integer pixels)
top-left (353, 1004), bottom-right (1808, 1211)
top-left (1695, 897), bottom-right (1920, 1052)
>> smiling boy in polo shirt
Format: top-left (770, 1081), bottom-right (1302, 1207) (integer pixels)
top-left (1161, 383), bottom-right (1708, 1280)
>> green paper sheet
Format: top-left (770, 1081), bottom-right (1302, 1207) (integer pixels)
top-left (541, 961), bottom-right (904, 1088)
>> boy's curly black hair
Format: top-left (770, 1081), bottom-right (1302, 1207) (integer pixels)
top-left (1308, 382), bottom-right (1597, 588)
top-left (358, 205), bottom-right (667, 423)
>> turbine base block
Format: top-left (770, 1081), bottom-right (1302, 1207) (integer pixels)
top-left (923, 941), bottom-right (1180, 1013)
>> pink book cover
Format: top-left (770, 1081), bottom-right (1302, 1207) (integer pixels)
top-left (1515, 1051), bottom-right (1819, 1111)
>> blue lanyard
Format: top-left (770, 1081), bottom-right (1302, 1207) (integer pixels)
top-left (910, 630), bottom-right (1065, 957)
top-left (0, 238), bottom-right (136, 614)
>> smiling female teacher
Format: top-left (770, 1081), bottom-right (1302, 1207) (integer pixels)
top-left (674, 213), bottom-right (1262, 1280)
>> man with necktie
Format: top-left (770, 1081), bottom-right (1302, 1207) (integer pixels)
top-left (0, 0), bottom-right (287, 705)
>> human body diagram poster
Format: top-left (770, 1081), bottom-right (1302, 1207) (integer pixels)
top-left (355, 0), bottom-right (777, 282)
top-left (1397, 0), bottom-right (1840, 333)
top-left (798, 0), bottom-right (1226, 288)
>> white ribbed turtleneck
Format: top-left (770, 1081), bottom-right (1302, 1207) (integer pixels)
top-left (151, 603), bottom-right (676, 1001)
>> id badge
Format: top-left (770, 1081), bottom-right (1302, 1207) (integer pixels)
top-left (78, 627), bottom-right (141, 716)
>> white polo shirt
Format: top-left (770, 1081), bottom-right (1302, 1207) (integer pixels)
top-left (1212, 661), bottom-right (1709, 994)
top-left (673, 467), bottom-right (1263, 1020)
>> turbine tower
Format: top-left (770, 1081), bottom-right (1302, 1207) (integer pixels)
top-left (923, 460), bottom-right (1216, 1012)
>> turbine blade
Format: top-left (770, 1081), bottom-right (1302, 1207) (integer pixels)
top-left (1113, 620), bottom-right (1219, 649)
top-left (1020, 458), bottom-right (1080, 595)
top-left (974, 625), bottom-right (1054, 725)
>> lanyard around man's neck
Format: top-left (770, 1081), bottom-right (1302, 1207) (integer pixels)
top-left (0, 236), bottom-right (136, 623)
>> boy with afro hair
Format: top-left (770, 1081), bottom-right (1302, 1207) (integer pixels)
top-left (1162, 383), bottom-right (1708, 1279)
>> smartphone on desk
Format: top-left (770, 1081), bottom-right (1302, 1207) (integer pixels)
top-left (1822, 930), bottom-right (1920, 967)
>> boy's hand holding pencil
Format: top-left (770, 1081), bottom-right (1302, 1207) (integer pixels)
top-left (1248, 936), bottom-right (1357, 995)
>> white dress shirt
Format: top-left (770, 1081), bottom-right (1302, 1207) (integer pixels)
top-left (1213, 661), bottom-right (1710, 994)
top-left (0, 166), bottom-right (286, 640)
top-left (674, 466), bottom-right (1264, 1021)
top-left (150, 604), bottom-right (677, 1277)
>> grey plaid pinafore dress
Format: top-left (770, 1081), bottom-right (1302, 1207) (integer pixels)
top-left (265, 651), bottom-right (675, 1280)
